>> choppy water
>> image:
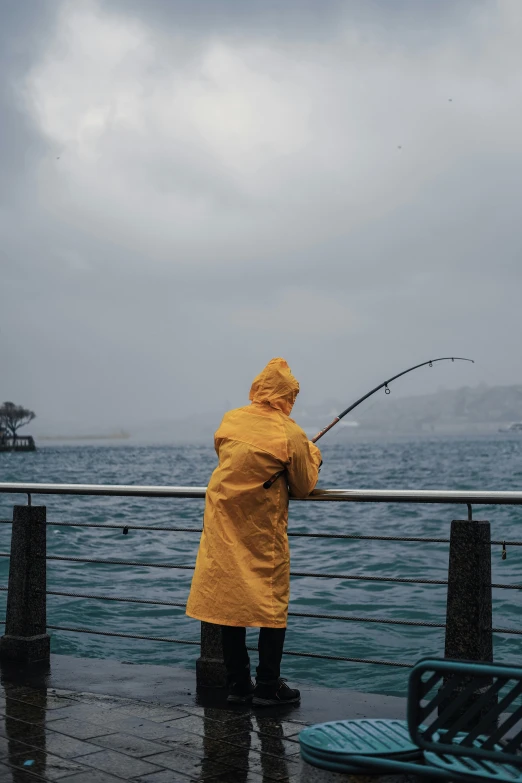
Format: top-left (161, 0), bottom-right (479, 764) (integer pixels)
top-left (0, 437), bottom-right (521, 696)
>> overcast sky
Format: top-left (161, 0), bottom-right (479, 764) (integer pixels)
top-left (2, 0), bottom-right (522, 432)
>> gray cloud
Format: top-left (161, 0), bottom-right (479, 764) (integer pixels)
top-left (0, 2), bottom-right (56, 202)
top-left (101, 0), bottom-right (483, 43)
top-left (1, 0), bottom-right (521, 434)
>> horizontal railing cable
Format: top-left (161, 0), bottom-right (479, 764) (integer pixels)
top-left (292, 534), bottom-right (522, 546)
top-left (280, 650), bottom-right (412, 667)
top-left (34, 555), bottom-right (459, 584)
top-left (1, 520), bottom-right (520, 549)
top-left (0, 520), bottom-right (203, 532)
top-left (46, 625), bottom-right (200, 646)
top-left (0, 551), bottom-right (519, 589)
top-left (44, 589), bottom-right (443, 627)
top-left (45, 623), bottom-right (411, 666)
top-left (46, 590), bottom-right (187, 609)
top-left (290, 610), bottom-right (444, 627)
top-left (43, 590), bottom-right (522, 634)
top-left (43, 554), bottom-right (194, 570)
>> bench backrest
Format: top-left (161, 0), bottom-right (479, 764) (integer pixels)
top-left (407, 658), bottom-right (522, 766)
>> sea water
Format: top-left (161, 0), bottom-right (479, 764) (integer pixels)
top-left (0, 436), bottom-right (520, 696)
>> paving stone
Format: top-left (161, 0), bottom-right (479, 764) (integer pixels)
top-left (152, 730), bottom-right (225, 759)
top-left (89, 732), bottom-right (171, 758)
top-left (47, 688), bottom-right (84, 700)
top-left (8, 749), bottom-right (85, 780)
top-left (45, 703), bottom-right (105, 723)
top-left (3, 687), bottom-right (76, 711)
top-left (19, 729), bottom-right (102, 759)
top-left (220, 731), bottom-right (301, 758)
top-left (79, 748), bottom-right (163, 779)
top-left (100, 713), bottom-right (190, 741)
top-left (299, 759), bottom-right (423, 782)
top-left (143, 771), bottom-right (269, 783)
top-left (162, 714), bottom-right (254, 740)
top-left (60, 772), bottom-right (124, 783)
top-left (143, 749), bottom-right (231, 779)
top-left (3, 701), bottom-right (48, 725)
top-left (45, 695), bottom-right (134, 724)
top-left (0, 736), bottom-right (42, 760)
top-left (110, 702), bottom-right (189, 723)
top-left (253, 717), bottom-right (307, 739)
top-left (202, 771), bottom-right (268, 783)
top-left (48, 707), bottom-right (178, 742)
top-left (69, 693), bottom-right (133, 709)
top-left (43, 717), bottom-right (114, 740)
top-left (0, 717), bottom-right (47, 743)
top-left (180, 705), bottom-right (253, 723)
top-left (132, 772), bottom-right (194, 783)
top-left (219, 748), bottom-right (301, 781)
top-left (0, 760), bottom-right (49, 782)
top-left (2, 687), bottom-right (42, 703)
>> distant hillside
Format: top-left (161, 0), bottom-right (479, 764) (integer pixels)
top-left (129, 385), bottom-right (522, 442)
top-left (296, 385), bottom-right (522, 436)
top-left (33, 385), bottom-right (522, 445)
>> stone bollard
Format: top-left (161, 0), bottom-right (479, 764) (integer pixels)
top-left (440, 518), bottom-right (493, 722)
top-left (444, 519), bottom-right (492, 663)
top-left (0, 505), bottom-right (50, 663)
top-left (196, 621), bottom-right (226, 688)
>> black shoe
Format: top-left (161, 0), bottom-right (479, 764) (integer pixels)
top-left (227, 679), bottom-right (255, 704)
top-left (253, 678), bottom-right (300, 706)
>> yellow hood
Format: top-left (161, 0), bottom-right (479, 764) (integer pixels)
top-left (249, 358), bottom-right (299, 416)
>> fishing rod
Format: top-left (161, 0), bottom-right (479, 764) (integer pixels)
top-left (263, 356), bottom-right (474, 489)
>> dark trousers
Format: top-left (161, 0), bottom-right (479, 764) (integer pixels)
top-left (221, 626), bottom-right (286, 685)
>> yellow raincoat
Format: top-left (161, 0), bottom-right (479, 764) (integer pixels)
top-left (186, 358), bottom-right (322, 628)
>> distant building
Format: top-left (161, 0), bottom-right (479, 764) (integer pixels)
top-left (0, 432), bottom-right (36, 452)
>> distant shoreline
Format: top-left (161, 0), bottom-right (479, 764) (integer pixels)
top-left (38, 430), bottom-right (130, 442)
top-left (25, 431), bottom-right (522, 450)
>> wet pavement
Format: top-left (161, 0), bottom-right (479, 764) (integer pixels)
top-left (0, 655), bottom-right (427, 782)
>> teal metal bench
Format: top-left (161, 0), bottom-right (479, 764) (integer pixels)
top-left (299, 659), bottom-right (522, 780)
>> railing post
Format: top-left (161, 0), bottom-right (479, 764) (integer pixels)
top-left (440, 518), bottom-right (493, 722)
top-left (444, 518), bottom-right (492, 663)
top-left (0, 505), bottom-right (50, 663)
top-left (196, 622), bottom-right (226, 688)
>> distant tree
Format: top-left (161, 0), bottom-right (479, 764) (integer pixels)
top-left (0, 402), bottom-right (36, 441)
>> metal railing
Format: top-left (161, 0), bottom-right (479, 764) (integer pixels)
top-left (2, 481), bottom-right (522, 504)
top-left (0, 482), bottom-right (520, 678)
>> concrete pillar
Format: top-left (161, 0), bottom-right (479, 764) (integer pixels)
top-left (440, 519), bottom-right (493, 723)
top-left (196, 622), bottom-right (226, 688)
top-left (0, 505), bottom-right (50, 662)
top-left (444, 519), bottom-right (492, 663)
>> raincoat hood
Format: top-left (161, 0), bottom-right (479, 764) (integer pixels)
top-left (249, 358), bottom-right (299, 416)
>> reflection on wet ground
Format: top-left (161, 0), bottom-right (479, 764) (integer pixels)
top-left (0, 656), bottom-right (421, 782)
top-left (0, 679), bottom-right (305, 781)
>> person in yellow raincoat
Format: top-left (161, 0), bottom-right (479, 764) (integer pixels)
top-left (186, 358), bottom-right (322, 705)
